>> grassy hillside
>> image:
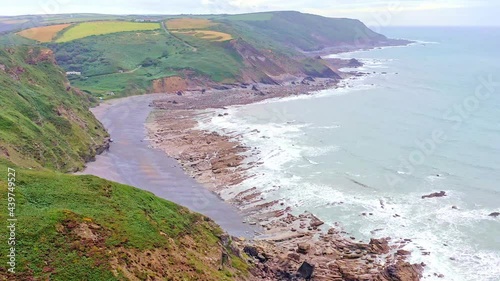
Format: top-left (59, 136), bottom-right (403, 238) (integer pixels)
top-left (0, 47), bottom-right (251, 280)
top-left (0, 160), bottom-right (249, 280)
top-left (216, 11), bottom-right (387, 52)
top-left (48, 29), bottom-right (244, 96)
top-left (0, 47), bottom-right (108, 172)
top-left (0, 11), bottom-right (396, 97)
top-left (55, 21), bottom-right (161, 43)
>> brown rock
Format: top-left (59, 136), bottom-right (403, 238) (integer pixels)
top-left (310, 217), bottom-right (324, 228)
top-left (288, 252), bottom-right (301, 262)
top-left (297, 243), bottom-right (311, 254)
top-left (383, 261), bottom-right (423, 281)
top-left (397, 250), bottom-right (411, 256)
top-left (369, 238), bottom-right (390, 254)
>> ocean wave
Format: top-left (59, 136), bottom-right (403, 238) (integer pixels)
top-left (195, 51), bottom-right (500, 280)
top-left (410, 40), bottom-right (440, 45)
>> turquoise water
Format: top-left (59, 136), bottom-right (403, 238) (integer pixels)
top-left (199, 27), bottom-right (500, 280)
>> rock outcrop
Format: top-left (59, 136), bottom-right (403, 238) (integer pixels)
top-left (421, 191), bottom-right (447, 199)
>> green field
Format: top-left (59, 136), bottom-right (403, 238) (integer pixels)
top-left (56, 21), bottom-right (161, 42)
top-left (49, 29), bottom-right (243, 96)
top-left (1, 11), bottom-right (389, 98)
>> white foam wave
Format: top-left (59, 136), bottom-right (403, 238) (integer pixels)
top-left (195, 53), bottom-right (500, 280)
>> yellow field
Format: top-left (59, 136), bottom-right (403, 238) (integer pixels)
top-left (172, 30), bottom-right (233, 42)
top-left (166, 18), bottom-right (216, 30)
top-left (56, 21), bottom-right (160, 43)
top-left (17, 24), bottom-right (72, 42)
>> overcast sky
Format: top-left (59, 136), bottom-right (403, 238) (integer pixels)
top-left (3, 0), bottom-right (500, 26)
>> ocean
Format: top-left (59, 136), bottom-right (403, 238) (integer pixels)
top-left (198, 27), bottom-right (500, 280)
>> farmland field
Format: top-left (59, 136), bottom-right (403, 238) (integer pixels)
top-left (56, 21), bottom-right (160, 42)
top-left (166, 18), bottom-right (216, 30)
top-left (17, 24), bottom-right (72, 42)
top-left (1, 19), bottom-right (29, 24)
top-left (172, 30), bottom-right (232, 42)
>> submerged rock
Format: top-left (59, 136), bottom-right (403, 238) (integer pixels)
top-left (489, 212), bottom-right (500, 218)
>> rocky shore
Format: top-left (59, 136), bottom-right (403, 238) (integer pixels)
top-left (145, 71), bottom-right (426, 280)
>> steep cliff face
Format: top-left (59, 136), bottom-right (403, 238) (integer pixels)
top-left (229, 39), bottom-right (341, 84)
top-left (0, 47), bottom-right (109, 172)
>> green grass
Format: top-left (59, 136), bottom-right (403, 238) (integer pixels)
top-left (49, 29), bottom-right (244, 96)
top-left (222, 12), bottom-right (274, 21)
top-left (2, 11), bottom-right (388, 98)
top-left (0, 47), bottom-right (108, 171)
top-left (0, 46), bottom-right (251, 280)
top-left (56, 21), bottom-right (161, 43)
top-left (0, 160), bottom-right (248, 280)
top-left (221, 11), bottom-right (386, 52)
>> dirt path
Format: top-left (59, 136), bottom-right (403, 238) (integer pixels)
top-left (161, 21), bottom-right (197, 52)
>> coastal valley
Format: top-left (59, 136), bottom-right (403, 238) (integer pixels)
top-left (0, 11), bottom-right (425, 281)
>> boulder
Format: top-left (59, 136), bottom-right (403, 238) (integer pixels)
top-left (383, 261), bottom-right (423, 281)
top-left (397, 250), bottom-right (411, 256)
top-left (310, 217), bottom-right (324, 228)
top-left (302, 76), bottom-right (315, 83)
top-left (297, 243), bottom-right (311, 254)
top-left (369, 238), bottom-right (390, 254)
top-left (489, 212), bottom-right (500, 218)
top-left (347, 58), bottom-right (363, 67)
top-left (297, 261), bottom-right (315, 279)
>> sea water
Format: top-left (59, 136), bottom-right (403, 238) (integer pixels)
top-left (198, 27), bottom-right (500, 280)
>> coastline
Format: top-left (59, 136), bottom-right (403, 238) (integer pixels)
top-left (77, 94), bottom-right (257, 238)
top-left (147, 73), bottom-right (424, 279)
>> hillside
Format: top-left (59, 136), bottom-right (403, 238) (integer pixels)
top-left (0, 47), bottom-right (251, 280)
top-left (217, 11), bottom-right (390, 52)
top-left (0, 47), bottom-right (109, 172)
top-left (0, 11), bottom-right (405, 98)
top-left (0, 160), bottom-right (250, 281)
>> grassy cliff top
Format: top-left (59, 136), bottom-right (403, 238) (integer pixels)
top-left (0, 47), bottom-right (108, 172)
top-left (0, 160), bottom-right (249, 280)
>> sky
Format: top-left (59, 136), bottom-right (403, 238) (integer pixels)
top-left (2, 0), bottom-right (500, 26)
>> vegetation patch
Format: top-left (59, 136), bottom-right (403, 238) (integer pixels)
top-left (166, 18), bottom-right (216, 30)
top-left (17, 24), bottom-right (72, 42)
top-left (56, 21), bottom-right (160, 43)
top-left (0, 47), bottom-right (108, 171)
top-left (0, 161), bottom-right (249, 280)
top-left (172, 29), bottom-right (233, 42)
top-left (224, 13), bottom-right (274, 21)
